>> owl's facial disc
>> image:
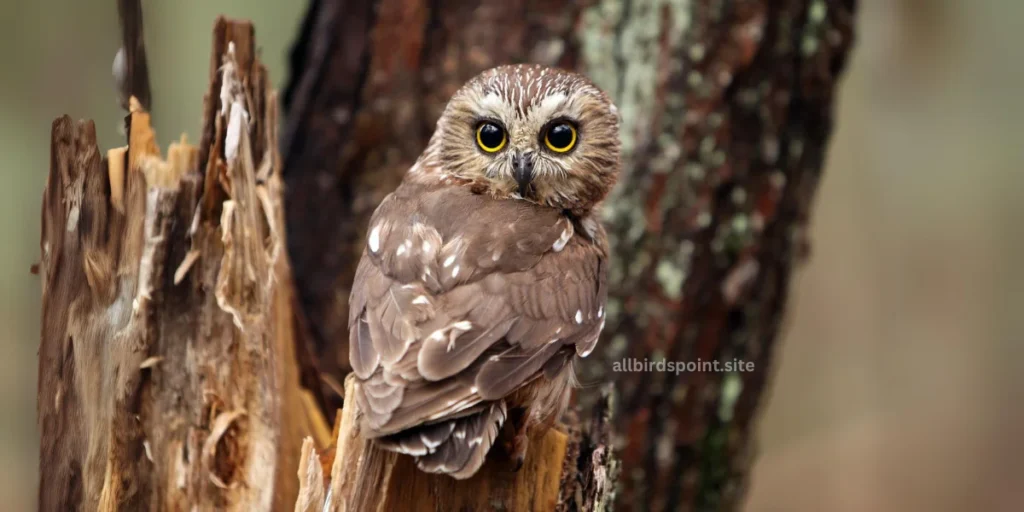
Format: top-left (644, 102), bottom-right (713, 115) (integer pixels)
top-left (430, 64), bottom-right (621, 215)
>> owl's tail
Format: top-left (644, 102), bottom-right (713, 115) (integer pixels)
top-left (375, 400), bottom-right (508, 479)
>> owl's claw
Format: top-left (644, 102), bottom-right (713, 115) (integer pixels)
top-left (509, 430), bottom-right (528, 472)
top-left (502, 410), bottom-right (530, 472)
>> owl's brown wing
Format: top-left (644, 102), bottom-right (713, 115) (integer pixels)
top-left (348, 180), bottom-right (607, 478)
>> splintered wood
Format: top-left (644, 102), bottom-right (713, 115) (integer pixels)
top-left (37, 18), bottom-right (317, 511)
top-left (292, 375), bottom-right (571, 512)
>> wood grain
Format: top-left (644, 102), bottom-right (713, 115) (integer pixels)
top-left (37, 18), bottom-right (319, 512)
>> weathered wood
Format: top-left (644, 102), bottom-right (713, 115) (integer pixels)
top-left (556, 384), bottom-right (618, 512)
top-left (294, 375), bottom-right (571, 511)
top-left (282, 1), bottom-right (858, 510)
top-left (37, 18), bottom-right (321, 511)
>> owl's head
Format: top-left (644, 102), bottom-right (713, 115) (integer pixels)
top-left (422, 65), bottom-right (621, 216)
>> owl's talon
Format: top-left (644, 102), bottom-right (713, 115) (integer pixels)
top-left (507, 430), bottom-right (528, 472)
top-left (503, 409), bottom-right (530, 472)
top-left (512, 453), bottom-right (526, 472)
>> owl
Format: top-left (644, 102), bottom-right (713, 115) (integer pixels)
top-left (348, 64), bottom-right (621, 479)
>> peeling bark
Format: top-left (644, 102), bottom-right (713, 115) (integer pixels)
top-left (37, 19), bottom-right (324, 512)
top-left (283, 0), bottom-right (857, 510)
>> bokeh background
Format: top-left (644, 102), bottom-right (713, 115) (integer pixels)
top-left (2, 0), bottom-right (1020, 510)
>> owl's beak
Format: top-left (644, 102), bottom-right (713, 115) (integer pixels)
top-left (512, 151), bottom-right (535, 197)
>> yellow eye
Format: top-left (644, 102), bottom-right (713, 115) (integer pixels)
top-left (544, 122), bottom-right (577, 153)
top-left (476, 122), bottom-right (507, 153)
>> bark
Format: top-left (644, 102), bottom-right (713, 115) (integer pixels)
top-left (37, 18), bottom-right (327, 512)
top-left (282, 1), bottom-right (857, 511)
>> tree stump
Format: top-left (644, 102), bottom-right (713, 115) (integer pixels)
top-left (293, 375), bottom-right (615, 512)
top-left (37, 18), bottom-right (327, 511)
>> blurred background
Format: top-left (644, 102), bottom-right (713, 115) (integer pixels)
top-left (1, 0), bottom-right (1020, 510)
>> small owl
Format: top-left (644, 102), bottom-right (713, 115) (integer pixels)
top-left (349, 64), bottom-right (620, 479)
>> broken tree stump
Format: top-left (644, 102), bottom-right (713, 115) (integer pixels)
top-left (293, 375), bottom-right (618, 512)
top-left (37, 18), bottom-right (326, 511)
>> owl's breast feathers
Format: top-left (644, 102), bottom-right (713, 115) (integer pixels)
top-left (348, 180), bottom-right (608, 478)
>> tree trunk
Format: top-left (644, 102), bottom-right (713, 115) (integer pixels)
top-left (282, 1), bottom-right (857, 511)
top-left (37, 18), bottom-right (328, 511)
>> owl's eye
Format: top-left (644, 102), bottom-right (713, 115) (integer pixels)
top-left (544, 122), bottom-right (577, 153)
top-left (476, 122), bottom-right (507, 153)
